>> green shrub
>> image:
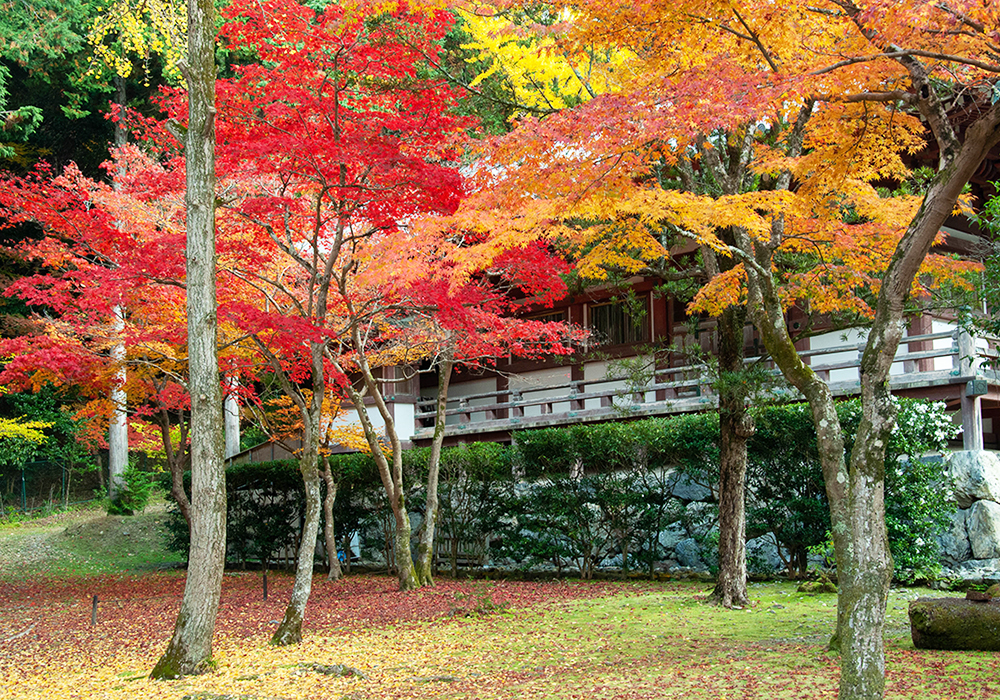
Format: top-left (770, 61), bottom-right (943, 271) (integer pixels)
top-left (165, 456), bottom-right (381, 567)
top-left (160, 402), bottom-right (957, 581)
top-left (841, 397), bottom-right (958, 581)
top-left (513, 428), bottom-right (578, 477)
top-left (107, 464), bottom-right (157, 516)
top-left (746, 399), bottom-right (958, 580)
top-left (746, 403), bottom-right (827, 577)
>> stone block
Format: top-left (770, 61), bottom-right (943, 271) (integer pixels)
top-left (938, 508), bottom-right (971, 564)
top-left (673, 537), bottom-right (705, 570)
top-left (968, 500), bottom-right (1000, 560)
top-left (910, 597), bottom-right (1000, 650)
top-left (949, 450), bottom-right (1000, 508)
top-left (669, 474), bottom-right (712, 502)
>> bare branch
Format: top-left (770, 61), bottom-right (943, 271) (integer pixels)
top-left (811, 49), bottom-right (1000, 76)
top-left (729, 7), bottom-right (780, 73)
top-left (813, 90), bottom-right (916, 105)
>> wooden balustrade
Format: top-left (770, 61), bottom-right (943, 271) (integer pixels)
top-left (411, 328), bottom-right (999, 440)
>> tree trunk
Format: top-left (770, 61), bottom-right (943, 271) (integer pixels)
top-left (224, 376), bottom-right (240, 459)
top-left (710, 306), bottom-right (752, 608)
top-left (271, 442), bottom-right (322, 645)
top-left (391, 499), bottom-right (418, 590)
top-left (341, 343), bottom-right (418, 591)
top-left (64, 465), bottom-right (71, 509)
top-left (107, 75), bottom-right (129, 505)
top-left (108, 307), bottom-right (128, 503)
top-left (160, 409), bottom-right (192, 527)
top-left (321, 456), bottom-right (342, 581)
top-left (415, 354), bottom-right (454, 586)
top-left (150, 0), bottom-right (225, 676)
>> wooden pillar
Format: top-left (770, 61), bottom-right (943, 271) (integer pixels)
top-left (962, 391), bottom-right (984, 451)
top-left (496, 374), bottom-right (509, 420)
top-left (906, 314), bottom-right (933, 373)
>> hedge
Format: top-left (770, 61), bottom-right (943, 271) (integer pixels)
top-left (164, 398), bottom-right (956, 581)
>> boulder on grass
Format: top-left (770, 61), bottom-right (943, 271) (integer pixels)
top-left (909, 597), bottom-right (1000, 650)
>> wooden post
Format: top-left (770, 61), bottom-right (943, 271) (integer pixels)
top-left (91, 595), bottom-right (98, 626)
top-left (963, 381), bottom-right (987, 451)
top-left (959, 327), bottom-right (985, 451)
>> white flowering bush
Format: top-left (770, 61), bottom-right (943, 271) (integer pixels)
top-left (839, 397), bottom-right (960, 582)
top-left (749, 398), bottom-right (959, 582)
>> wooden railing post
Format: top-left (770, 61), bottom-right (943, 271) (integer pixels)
top-left (958, 326), bottom-right (985, 451)
top-left (957, 326), bottom-right (975, 376)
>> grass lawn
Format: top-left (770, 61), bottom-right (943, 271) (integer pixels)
top-left (0, 506), bottom-right (994, 700)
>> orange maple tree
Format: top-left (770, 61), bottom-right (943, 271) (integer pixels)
top-left (454, 2), bottom-right (1000, 698)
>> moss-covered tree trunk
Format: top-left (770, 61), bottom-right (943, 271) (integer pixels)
top-left (150, 0), bottom-right (225, 676)
top-left (710, 305), bottom-right (753, 608)
top-left (736, 92), bottom-right (1000, 699)
top-left (415, 353), bottom-right (454, 586)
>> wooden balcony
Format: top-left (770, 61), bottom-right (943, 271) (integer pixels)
top-left (413, 327), bottom-right (1000, 448)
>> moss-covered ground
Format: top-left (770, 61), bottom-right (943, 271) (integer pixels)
top-left (0, 508), bottom-right (990, 700)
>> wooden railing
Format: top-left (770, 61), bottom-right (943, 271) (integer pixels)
top-left (411, 328), bottom-right (999, 440)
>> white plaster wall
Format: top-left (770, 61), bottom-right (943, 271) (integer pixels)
top-left (442, 377), bottom-right (497, 425)
top-left (510, 366), bottom-right (572, 417)
top-left (932, 320), bottom-right (957, 372)
top-left (582, 357), bottom-right (656, 409)
top-left (583, 360), bottom-right (614, 410)
top-left (331, 402), bottom-right (417, 443)
top-left (806, 328), bottom-right (866, 383)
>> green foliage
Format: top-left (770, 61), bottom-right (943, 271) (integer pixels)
top-left (413, 443), bottom-right (512, 575)
top-left (512, 427), bottom-right (578, 477)
top-left (513, 415), bottom-right (718, 478)
top-left (0, 0), bottom-right (119, 174)
top-left (166, 455), bottom-right (381, 567)
top-left (440, 13), bottom-right (517, 135)
top-left (973, 187), bottom-right (1000, 342)
top-left (746, 403), bottom-right (827, 577)
top-left (747, 399), bottom-right (958, 581)
top-left (842, 398), bottom-right (958, 581)
top-left (0, 416), bottom-right (49, 468)
top-left (239, 424), bottom-right (270, 452)
top-left (3, 387), bottom-right (97, 469)
top-left (107, 462), bottom-right (155, 515)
